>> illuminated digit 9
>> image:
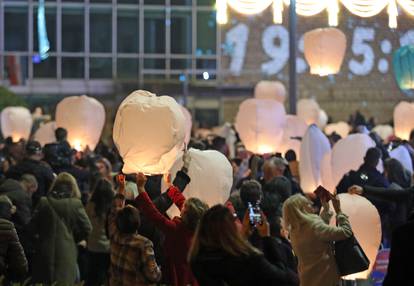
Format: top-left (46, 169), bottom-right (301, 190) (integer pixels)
top-left (349, 27), bottom-right (376, 76)
top-left (261, 25), bottom-right (289, 75)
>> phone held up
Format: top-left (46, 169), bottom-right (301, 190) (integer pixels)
top-left (248, 201), bottom-right (262, 226)
top-left (314, 185), bottom-right (334, 202)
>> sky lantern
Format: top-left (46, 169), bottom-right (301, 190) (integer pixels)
top-left (180, 106), bottom-right (192, 145)
top-left (393, 45), bottom-right (414, 90)
top-left (389, 145), bottom-right (413, 175)
top-left (330, 134), bottom-right (376, 188)
top-left (34, 121), bottom-right (56, 146)
top-left (394, 101), bottom-right (414, 140)
top-left (1, 107), bottom-right (33, 142)
top-left (372, 124), bottom-right (394, 142)
top-left (279, 115), bottom-right (308, 159)
top-left (55, 95), bottom-right (105, 151)
top-left (324, 121), bottom-right (350, 139)
top-left (235, 98), bottom-right (286, 154)
top-left (299, 125), bottom-right (331, 193)
top-left (254, 80), bottom-right (286, 103)
top-left (320, 151), bottom-right (336, 192)
top-left (334, 194), bottom-right (381, 280)
top-left (304, 27), bottom-right (347, 76)
top-left (113, 90), bottom-right (185, 175)
top-left (164, 148), bottom-right (233, 218)
top-left (317, 109), bottom-right (328, 129)
top-left (297, 98), bottom-right (320, 126)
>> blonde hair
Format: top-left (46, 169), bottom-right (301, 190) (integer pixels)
top-left (49, 172), bottom-right (81, 199)
top-left (282, 194), bottom-right (319, 231)
top-left (181, 198), bottom-right (209, 232)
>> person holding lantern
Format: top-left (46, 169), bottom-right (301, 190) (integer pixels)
top-left (134, 172), bottom-right (208, 286)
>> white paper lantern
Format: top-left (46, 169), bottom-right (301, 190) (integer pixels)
top-left (334, 194), bottom-right (381, 280)
top-left (180, 106), bottom-right (192, 145)
top-left (279, 115), bottom-right (308, 159)
top-left (164, 148), bottom-right (233, 217)
top-left (1, 107), bottom-right (33, 142)
top-left (324, 121), bottom-right (350, 139)
top-left (297, 98), bottom-right (321, 126)
top-left (390, 145), bottom-right (413, 174)
top-left (372, 124), bottom-right (394, 142)
top-left (56, 95), bottom-right (105, 151)
top-left (394, 101), bottom-right (414, 141)
top-left (317, 109), bottom-right (328, 129)
top-left (304, 27), bottom-right (347, 76)
top-left (113, 90), bottom-right (185, 175)
top-left (34, 121), bottom-right (56, 146)
top-left (320, 151), bottom-right (336, 192)
top-left (299, 125), bottom-right (331, 193)
top-left (235, 98), bottom-right (286, 154)
top-left (254, 80), bottom-right (286, 103)
top-left (330, 134), bottom-right (376, 188)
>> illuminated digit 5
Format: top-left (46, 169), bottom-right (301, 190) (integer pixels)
top-left (349, 27), bottom-right (376, 76)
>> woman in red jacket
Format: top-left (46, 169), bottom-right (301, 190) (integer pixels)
top-left (134, 172), bottom-right (208, 286)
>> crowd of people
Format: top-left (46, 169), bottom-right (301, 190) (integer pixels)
top-left (0, 111), bottom-right (413, 286)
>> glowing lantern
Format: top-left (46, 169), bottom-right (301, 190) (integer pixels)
top-left (56, 95), bottom-right (105, 151)
top-left (297, 98), bottom-right (320, 125)
top-left (304, 27), bottom-right (346, 76)
top-left (390, 145), bottom-right (413, 175)
top-left (254, 80), bottom-right (286, 103)
top-left (330, 134), bottom-right (376, 188)
top-left (113, 90), bottom-right (185, 175)
top-left (317, 109), bottom-right (328, 129)
top-left (324, 121), bottom-right (350, 139)
top-left (34, 121), bottom-right (56, 146)
top-left (235, 98), bottom-right (286, 154)
top-left (299, 125), bottom-right (331, 193)
top-left (180, 106), bottom-right (192, 145)
top-left (394, 101), bottom-right (414, 140)
top-left (320, 151), bottom-right (336, 192)
top-left (393, 45), bottom-right (414, 90)
top-left (1, 107), bottom-right (33, 142)
top-left (372, 124), bottom-right (394, 142)
top-left (279, 115), bottom-right (308, 159)
top-left (164, 148), bottom-right (233, 217)
top-left (334, 194), bottom-right (381, 279)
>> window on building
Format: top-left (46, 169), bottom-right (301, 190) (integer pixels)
top-left (171, 10), bottom-right (192, 54)
top-left (90, 58), bottom-right (112, 78)
top-left (33, 7), bottom-right (57, 53)
top-left (34, 57), bottom-right (57, 78)
top-left (171, 59), bottom-right (191, 70)
top-left (3, 56), bottom-right (29, 85)
top-left (171, 0), bottom-right (192, 6)
top-left (90, 8), bottom-right (112, 53)
top-left (144, 10), bottom-right (165, 54)
top-left (62, 8), bottom-right (84, 52)
top-left (62, 57), bottom-right (84, 78)
top-left (144, 0), bottom-right (164, 4)
top-left (196, 11), bottom-right (216, 55)
top-left (117, 58), bottom-right (139, 79)
top-left (117, 9), bottom-right (139, 53)
top-left (144, 58), bottom-right (165, 69)
top-left (5, 6), bottom-right (28, 51)
top-left (197, 0), bottom-right (215, 6)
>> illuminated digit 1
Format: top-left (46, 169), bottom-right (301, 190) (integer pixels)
top-left (261, 25), bottom-right (289, 75)
top-left (349, 27), bottom-right (376, 76)
top-left (225, 23), bottom-right (249, 76)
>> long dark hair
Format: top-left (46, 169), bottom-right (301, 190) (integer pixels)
top-left (90, 178), bottom-right (114, 218)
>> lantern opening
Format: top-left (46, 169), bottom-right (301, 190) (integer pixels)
top-left (73, 140), bottom-right (83, 151)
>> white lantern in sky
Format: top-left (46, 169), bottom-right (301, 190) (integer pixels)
top-left (56, 95), bottom-right (105, 151)
top-left (1, 107), bottom-right (33, 142)
top-left (164, 148), bottom-right (233, 218)
top-left (320, 151), bottom-right (336, 192)
top-left (279, 115), bottom-right (308, 159)
top-left (34, 121), bottom-right (56, 146)
top-left (304, 27), bottom-right (347, 76)
top-left (113, 90), bottom-right (185, 175)
top-left (372, 125), bottom-right (394, 142)
top-left (180, 106), bottom-right (192, 145)
top-left (254, 80), bottom-right (286, 103)
top-left (297, 98), bottom-right (321, 126)
top-left (394, 101), bottom-right (414, 140)
top-left (235, 98), bottom-right (286, 154)
top-left (390, 145), bottom-right (413, 174)
top-left (317, 109), bottom-right (328, 129)
top-left (299, 125), bottom-right (331, 193)
top-left (334, 194), bottom-right (381, 280)
top-left (324, 121), bottom-right (350, 139)
top-left (330, 134), bottom-right (376, 188)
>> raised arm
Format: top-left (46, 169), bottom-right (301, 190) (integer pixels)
top-left (166, 185), bottom-right (186, 211)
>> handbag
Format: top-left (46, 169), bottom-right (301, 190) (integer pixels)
top-left (334, 234), bottom-right (370, 276)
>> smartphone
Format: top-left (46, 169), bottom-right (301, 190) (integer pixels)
top-left (248, 201), bottom-right (262, 226)
top-left (314, 185), bottom-right (334, 202)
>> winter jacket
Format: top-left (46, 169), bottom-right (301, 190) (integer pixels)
top-left (191, 240), bottom-right (299, 286)
top-left (0, 218), bottom-right (27, 280)
top-left (107, 206), bottom-right (161, 286)
top-left (29, 195), bottom-right (92, 285)
top-left (135, 187), bottom-right (197, 286)
top-left (290, 209), bottom-right (352, 286)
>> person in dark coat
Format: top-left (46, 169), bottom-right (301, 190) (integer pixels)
top-left (189, 204), bottom-right (299, 286)
top-left (0, 195), bottom-right (28, 283)
top-left (6, 141), bottom-right (55, 206)
top-left (382, 219), bottom-right (414, 286)
top-left (135, 173), bottom-right (208, 286)
top-left (28, 172), bottom-right (92, 285)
